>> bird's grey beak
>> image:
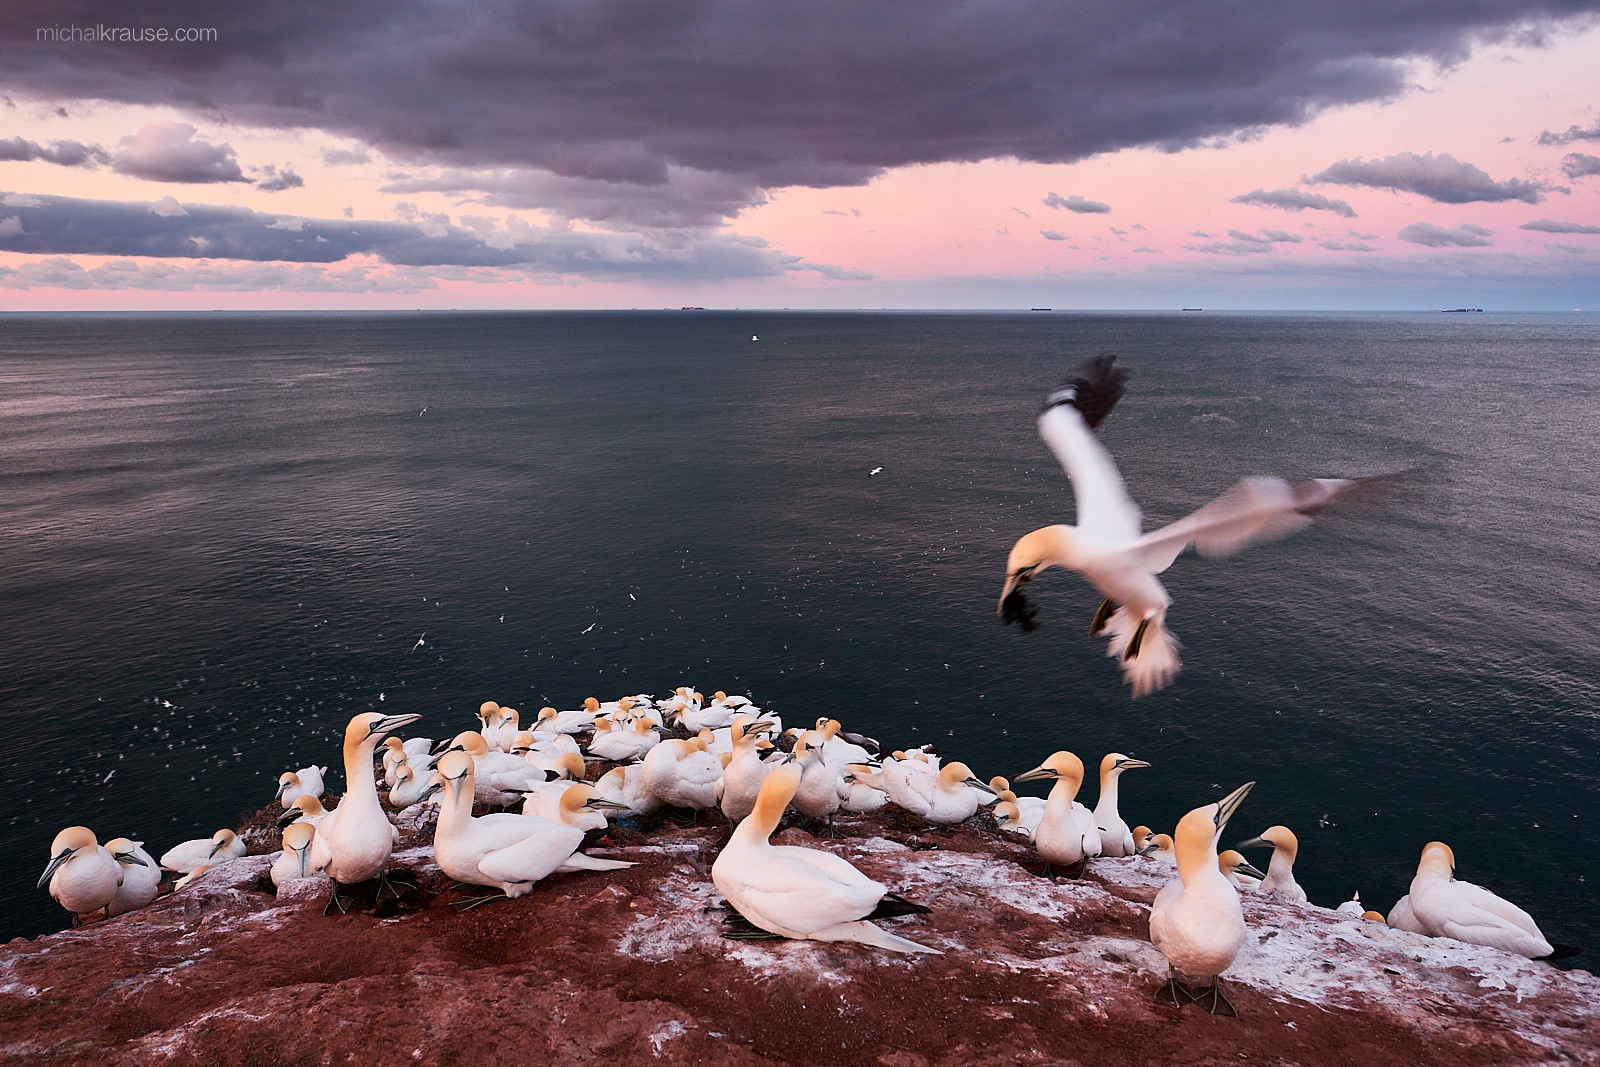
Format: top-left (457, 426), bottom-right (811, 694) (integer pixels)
top-left (370, 712), bottom-right (423, 739)
top-left (1118, 759), bottom-right (1151, 770)
top-left (420, 780), bottom-right (443, 803)
top-left (1137, 842), bottom-right (1159, 857)
top-left (1235, 835), bottom-right (1269, 851)
top-left (274, 781), bottom-right (289, 801)
top-left (966, 777), bottom-right (998, 796)
top-left (1014, 766), bottom-right (1054, 784)
top-left (584, 797), bottom-right (630, 812)
top-left (115, 850), bottom-right (150, 867)
top-left (208, 839), bottom-right (228, 858)
top-left (276, 809), bottom-right (303, 828)
top-left (38, 848), bottom-right (75, 889)
top-left (1236, 860), bottom-right (1267, 881)
top-left (1213, 782), bottom-right (1255, 834)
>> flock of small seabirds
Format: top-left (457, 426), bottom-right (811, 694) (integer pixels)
top-left (36, 357), bottom-right (1574, 1017)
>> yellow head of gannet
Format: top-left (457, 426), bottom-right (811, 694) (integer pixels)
top-left (1217, 849), bottom-right (1266, 888)
top-left (1149, 781), bottom-right (1254, 1015)
top-left (583, 697), bottom-right (601, 712)
top-left (1361, 910), bottom-right (1387, 923)
top-left (1236, 824), bottom-right (1307, 903)
top-left (1015, 750), bottom-right (1084, 791)
top-left (102, 837), bottom-right (160, 916)
top-left (38, 826), bottom-right (123, 918)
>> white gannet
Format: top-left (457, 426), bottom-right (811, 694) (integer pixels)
top-left (426, 752), bottom-right (632, 901)
top-left (537, 701), bottom-right (602, 737)
top-left (1335, 892), bottom-right (1365, 918)
top-left (886, 760), bottom-right (991, 825)
top-left (1149, 781), bottom-right (1255, 1014)
top-left (593, 764), bottom-right (661, 815)
top-left (1217, 849), bottom-right (1266, 890)
top-left (275, 765), bottom-right (327, 808)
top-left (522, 782), bottom-right (627, 832)
top-left (1091, 753), bottom-right (1151, 857)
top-left (271, 822), bottom-right (330, 888)
top-left (998, 355), bottom-right (1376, 697)
top-left (1236, 825), bottom-right (1308, 903)
top-left (1016, 751), bottom-right (1102, 873)
top-left (1387, 894), bottom-right (1427, 932)
top-left (1405, 841), bottom-right (1554, 958)
top-left (839, 763), bottom-right (890, 814)
top-left (103, 838), bottom-right (161, 917)
top-left (38, 827), bottom-right (122, 920)
top-left (585, 715), bottom-right (661, 762)
top-left (319, 711), bottom-right (421, 910)
top-left (388, 764), bottom-right (434, 808)
top-left (718, 718), bottom-right (776, 823)
top-left (160, 828), bottom-right (245, 874)
top-left (710, 763), bottom-right (941, 954)
top-left (1142, 831), bottom-right (1176, 867)
top-left (277, 794), bottom-right (330, 830)
top-left (639, 734), bottom-right (722, 813)
top-left (443, 730), bottom-right (550, 808)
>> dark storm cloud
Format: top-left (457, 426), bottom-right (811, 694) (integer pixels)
top-left (0, 135), bottom-right (108, 167)
top-left (1562, 153), bottom-right (1600, 179)
top-left (0, 189), bottom-right (808, 279)
top-left (1043, 192), bottom-right (1110, 214)
top-left (110, 123), bottom-right (246, 184)
top-left (1396, 221), bottom-right (1494, 247)
top-left (1231, 187), bottom-right (1357, 216)
top-left (1310, 151), bottom-right (1552, 203)
top-left (2, 0), bottom-right (1593, 227)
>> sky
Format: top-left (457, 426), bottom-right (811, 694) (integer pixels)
top-left (1, 1), bottom-right (1598, 311)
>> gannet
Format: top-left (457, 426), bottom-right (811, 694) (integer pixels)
top-left (710, 763), bottom-right (940, 954)
top-left (1387, 894), bottom-right (1427, 932)
top-left (839, 763), bottom-right (890, 814)
top-left (1217, 849), bottom-right (1266, 889)
top-left (537, 701), bottom-right (601, 736)
top-left (999, 355), bottom-right (1375, 696)
top-left (885, 760), bottom-right (991, 825)
top-left (813, 718), bottom-right (877, 769)
top-left (1091, 753), bottom-right (1150, 857)
top-left (277, 794), bottom-right (330, 829)
top-left (521, 782), bottom-right (627, 832)
top-left (719, 718), bottom-right (776, 822)
top-left (443, 730), bottom-right (550, 807)
top-left (275, 765), bottom-right (327, 808)
top-left (1016, 751), bottom-right (1102, 872)
top-left (426, 752), bottom-right (632, 901)
top-left (1236, 825), bottom-right (1308, 903)
top-left (38, 827), bottom-right (123, 920)
top-left (1405, 841), bottom-right (1554, 958)
top-left (586, 716), bottom-right (661, 762)
top-left (160, 828), bottom-right (244, 873)
top-left (593, 764), bottom-right (661, 814)
top-left (791, 738), bottom-right (847, 834)
top-left (1335, 892), bottom-right (1364, 918)
top-left (1149, 781), bottom-right (1255, 1014)
top-left (994, 800), bottom-right (1032, 838)
top-left (103, 838), bottom-right (160, 917)
top-left (389, 764), bottom-right (434, 808)
top-left (271, 822), bottom-right (329, 888)
top-left (319, 711), bottom-right (421, 910)
top-left (639, 734), bottom-right (723, 813)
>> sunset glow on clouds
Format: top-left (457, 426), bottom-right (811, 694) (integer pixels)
top-left (1, 1), bottom-right (1598, 310)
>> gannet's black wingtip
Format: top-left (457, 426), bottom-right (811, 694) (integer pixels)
top-left (1044, 354), bottom-right (1128, 430)
top-left (867, 891), bottom-right (933, 920)
top-left (1539, 943), bottom-right (1585, 962)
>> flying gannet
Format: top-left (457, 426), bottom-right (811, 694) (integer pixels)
top-left (1404, 841), bottom-right (1554, 958)
top-left (319, 711), bottom-right (421, 911)
top-left (711, 762), bottom-right (940, 954)
top-left (1149, 781), bottom-right (1255, 1015)
top-left (1236, 825), bottom-right (1308, 903)
top-left (998, 355), bottom-right (1375, 696)
top-left (38, 827), bottom-right (123, 921)
top-left (1091, 753), bottom-right (1151, 857)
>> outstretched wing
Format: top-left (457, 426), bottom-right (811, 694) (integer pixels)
top-left (1128, 476), bottom-right (1359, 574)
top-left (1037, 356), bottom-right (1141, 542)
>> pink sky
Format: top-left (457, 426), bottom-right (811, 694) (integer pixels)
top-left (2, 9), bottom-right (1597, 310)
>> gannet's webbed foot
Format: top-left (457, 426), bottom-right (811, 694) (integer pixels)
top-left (377, 868), bottom-right (412, 900)
top-left (1153, 966), bottom-right (1188, 1007)
top-left (1126, 616), bottom-right (1151, 660)
top-left (1088, 597), bottom-right (1116, 637)
top-left (324, 878), bottom-right (350, 916)
top-left (1192, 976), bottom-right (1238, 1016)
top-left (1066, 856), bottom-right (1089, 879)
top-left (452, 891), bottom-right (510, 912)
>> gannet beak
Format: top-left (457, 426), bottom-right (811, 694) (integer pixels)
top-left (1235, 835), bottom-right (1269, 851)
top-left (1014, 765), bottom-right (1055, 784)
top-left (1213, 781), bottom-right (1255, 833)
top-left (274, 781), bottom-right (289, 801)
top-left (966, 776), bottom-right (998, 796)
top-left (1117, 758), bottom-right (1152, 770)
top-left (115, 850), bottom-right (150, 867)
top-left (584, 797), bottom-right (631, 812)
top-left (1137, 842), bottom-right (1159, 857)
top-left (37, 848), bottom-right (75, 889)
top-left (419, 780), bottom-right (443, 803)
top-left (276, 808), bottom-right (302, 828)
top-left (1236, 859), bottom-right (1267, 881)
top-left (208, 839), bottom-right (229, 858)
top-left (370, 712), bottom-right (423, 739)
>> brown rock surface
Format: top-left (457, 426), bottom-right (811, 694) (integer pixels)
top-left (3, 809), bottom-right (1595, 1066)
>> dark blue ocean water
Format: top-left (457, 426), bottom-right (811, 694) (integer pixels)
top-left (3, 310), bottom-right (1597, 956)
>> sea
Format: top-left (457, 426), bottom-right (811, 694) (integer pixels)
top-left (3, 309), bottom-right (1597, 958)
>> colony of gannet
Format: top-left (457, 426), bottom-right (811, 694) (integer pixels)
top-left (38, 359), bottom-right (1567, 1019)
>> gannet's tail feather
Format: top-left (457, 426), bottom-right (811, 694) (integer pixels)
top-left (1101, 608), bottom-right (1182, 698)
top-left (811, 920), bottom-right (943, 955)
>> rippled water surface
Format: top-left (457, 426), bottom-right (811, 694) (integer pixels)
top-left (3, 310), bottom-right (1597, 952)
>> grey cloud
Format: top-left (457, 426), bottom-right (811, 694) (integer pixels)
top-left (1562, 153), bottom-right (1600, 179)
top-left (1041, 230), bottom-right (1069, 241)
top-left (255, 164), bottom-right (304, 192)
top-left (0, 135), bottom-right (108, 167)
top-left (322, 146), bottom-right (372, 166)
top-left (0, 189), bottom-right (808, 281)
top-left (1187, 228), bottom-right (1304, 255)
top-left (0, 256), bottom-right (441, 293)
top-left (1231, 187), bottom-right (1356, 217)
top-left (1317, 237), bottom-right (1380, 251)
top-left (1521, 218), bottom-right (1600, 234)
top-left (1397, 221), bottom-right (1494, 247)
top-left (1044, 193), bottom-right (1110, 214)
top-left (1537, 119), bottom-right (1600, 145)
top-left (111, 123), bottom-right (246, 184)
top-left (0, 0), bottom-right (1590, 231)
top-left (1311, 151), bottom-right (1549, 203)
